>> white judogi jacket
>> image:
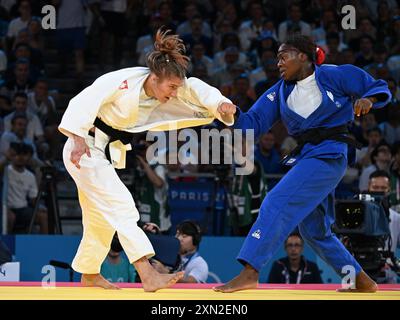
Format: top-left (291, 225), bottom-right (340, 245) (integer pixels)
top-left (59, 67), bottom-right (234, 168)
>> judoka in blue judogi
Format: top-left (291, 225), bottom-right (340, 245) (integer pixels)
top-left (214, 35), bottom-right (391, 293)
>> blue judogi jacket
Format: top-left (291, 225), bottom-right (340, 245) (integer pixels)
top-left (235, 64), bottom-right (391, 164)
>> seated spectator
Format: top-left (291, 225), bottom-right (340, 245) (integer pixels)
top-left (0, 113), bottom-right (36, 160)
top-left (27, 79), bottom-right (57, 126)
top-left (351, 113), bottom-right (378, 147)
top-left (379, 102), bottom-right (400, 145)
top-left (151, 220), bottom-right (209, 283)
top-left (267, 233), bottom-right (323, 284)
top-left (229, 74), bottom-right (255, 112)
top-left (188, 41), bottom-right (213, 77)
top-left (238, 1), bottom-right (266, 52)
top-left (278, 3), bottom-right (311, 43)
top-left (27, 17), bottom-right (44, 51)
top-left (354, 35), bottom-right (375, 68)
top-left (250, 55), bottom-right (279, 90)
top-left (255, 131), bottom-right (285, 190)
top-left (6, 0), bottom-right (32, 48)
top-left (181, 15), bottom-right (213, 57)
top-left (8, 41), bottom-right (44, 80)
top-left (324, 32), bottom-right (347, 65)
top-left (212, 46), bottom-right (247, 88)
top-left (359, 142), bottom-right (393, 192)
top-left (6, 142), bottom-right (48, 234)
top-left (0, 58), bottom-right (36, 98)
top-left (100, 233), bottom-right (136, 283)
top-left (3, 91), bottom-right (44, 142)
top-left (355, 127), bottom-right (384, 170)
top-left (176, 3), bottom-right (212, 38)
top-left (212, 33), bottom-right (248, 74)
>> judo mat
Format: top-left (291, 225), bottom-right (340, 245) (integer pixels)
top-left (1, 282), bottom-right (399, 300)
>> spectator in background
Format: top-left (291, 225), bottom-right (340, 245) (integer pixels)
top-left (324, 32), bottom-right (347, 65)
top-left (189, 61), bottom-right (212, 84)
top-left (359, 142), bottom-right (393, 192)
top-left (3, 91), bottom-right (44, 142)
top-left (229, 74), bottom-right (255, 112)
top-left (10, 41), bottom-right (44, 79)
top-left (267, 233), bottom-right (323, 284)
top-left (238, 1), bottom-right (265, 52)
top-left (181, 15), bottom-right (213, 57)
top-left (27, 16), bottom-right (44, 51)
top-left (278, 3), bottom-right (311, 43)
top-left (355, 127), bottom-right (384, 170)
top-left (354, 35), bottom-right (375, 68)
top-left (27, 78), bottom-right (56, 126)
top-left (0, 113), bottom-right (36, 159)
top-left (176, 3), bottom-right (212, 38)
top-left (255, 131), bottom-right (285, 190)
top-left (100, 233), bottom-right (136, 283)
top-left (379, 102), bottom-right (400, 145)
top-left (0, 58), bottom-right (36, 98)
top-left (135, 14), bottom-right (163, 66)
top-left (152, 220), bottom-right (209, 283)
top-left (212, 46), bottom-right (247, 89)
top-left (188, 41), bottom-right (213, 77)
top-left (6, 0), bottom-right (32, 49)
top-left (212, 32), bottom-right (248, 73)
top-left (5, 142), bottom-right (48, 234)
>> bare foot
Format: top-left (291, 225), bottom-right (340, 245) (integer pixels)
top-left (141, 271), bottom-right (184, 292)
top-left (81, 273), bottom-right (120, 290)
top-left (213, 264), bottom-right (258, 293)
top-left (337, 270), bottom-right (378, 293)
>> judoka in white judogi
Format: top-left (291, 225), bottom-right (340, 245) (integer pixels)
top-left (59, 66), bottom-right (234, 274)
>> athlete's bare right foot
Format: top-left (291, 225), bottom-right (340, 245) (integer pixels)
top-left (213, 264), bottom-right (258, 293)
top-left (337, 270), bottom-right (378, 293)
top-left (81, 273), bottom-right (120, 290)
top-left (141, 271), bottom-right (184, 292)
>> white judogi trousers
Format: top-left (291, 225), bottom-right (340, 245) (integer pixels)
top-left (62, 129), bottom-right (155, 274)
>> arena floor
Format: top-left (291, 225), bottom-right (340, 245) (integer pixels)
top-left (0, 282), bottom-right (399, 300)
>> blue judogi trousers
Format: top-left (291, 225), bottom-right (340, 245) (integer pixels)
top-left (237, 155), bottom-right (362, 276)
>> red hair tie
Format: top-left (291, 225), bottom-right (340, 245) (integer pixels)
top-left (315, 46), bottom-right (325, 65)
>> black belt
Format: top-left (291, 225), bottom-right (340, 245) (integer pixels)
top-left (282, 124), bottom-right (362, 164)
top-left (89, 117), bottom-right (134, 163)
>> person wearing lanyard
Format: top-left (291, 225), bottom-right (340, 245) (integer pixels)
top-left (267, 234), bottom-right (323, 284)
top-left (151, 220), bottom-right (209, 283)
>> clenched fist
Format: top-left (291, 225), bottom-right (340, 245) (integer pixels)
top-left (217, 102), bottom-right (237, 116)
top-left (354, 97), bottom-right (376, 117)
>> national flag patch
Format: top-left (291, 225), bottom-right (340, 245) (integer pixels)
top-left (119, 80), bottom-right (128, 90)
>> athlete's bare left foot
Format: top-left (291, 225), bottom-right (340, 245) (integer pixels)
top-left (213, 264), bottom-right (258, 293)
top-left (337, 270), bottom-right (378, 293)
top-left (81, 273), bottom-right (120, 290)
